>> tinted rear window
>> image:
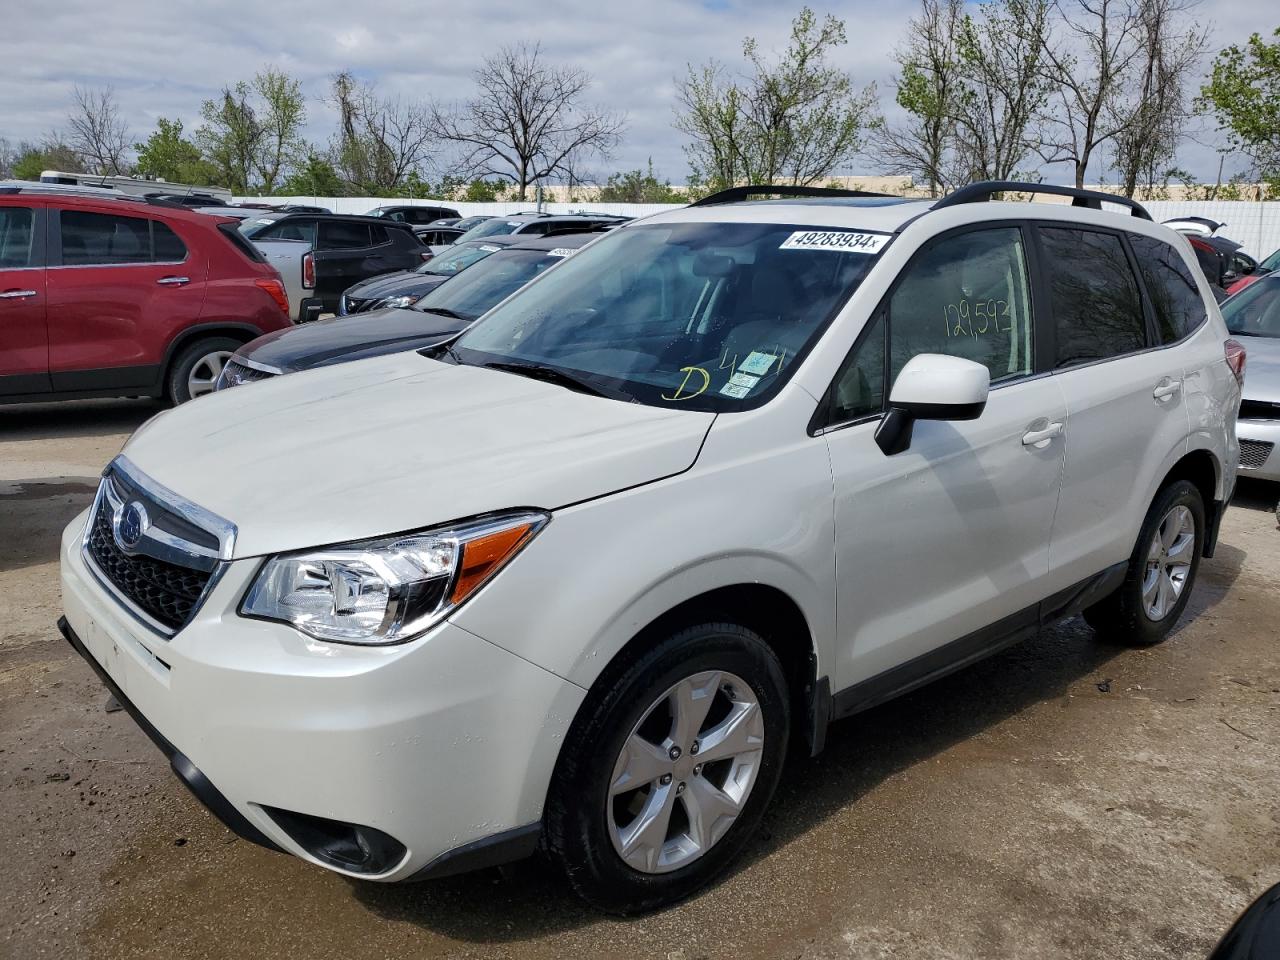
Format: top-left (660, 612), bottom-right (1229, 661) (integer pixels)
top-left (1039, 227), bottom-right (1147, 367)
top-left (0, 207), bottom-right (36, 268)
top-left (60, 210), bottom-right (188, 266)
top-left (1129, 235), bottom-right (1206, 343)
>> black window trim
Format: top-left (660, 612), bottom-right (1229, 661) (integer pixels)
top-left (1031, 220), bottom-right (1161, 375)
top-left (0, 202), bottom-right (47, 271)
top-left (1124, 230), bottom-right (1211, 350)
top-left (47, 208), bottom-right (189, 269)
top-left (810, 218), bottom-right (1047, 437)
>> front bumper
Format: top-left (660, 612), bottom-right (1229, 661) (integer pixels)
top-left (1238, 418), bottom-right (1280, 482)
top-left (59, 511), bottom-right (585, 881)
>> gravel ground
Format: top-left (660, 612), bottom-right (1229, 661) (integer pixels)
top-left (1, 398), bottom-right (1277, 960)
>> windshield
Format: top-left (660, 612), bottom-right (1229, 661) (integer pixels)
top-left (455, 218), bottom-right (530, 243)
top-left (452, 222), bottom-right (884, 411)
top-left (1223, 278), bottom-right (1280, 338)
top-left (417, 242), bottom-right (503, 277)
top-left (238, 215), bottom-right (285, 238)
top-left (1261, 249), bottom-right (1280, 273)
top-left (415, 248), bottom-right (570, 322)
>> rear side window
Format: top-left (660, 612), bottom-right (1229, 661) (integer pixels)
top-left (320, 221), bottom-right (372, 250)
top-left (369, 224), bottom-right (391, 246)
top-left (1038, 228), bottom-right (1146, 367)
top-left (0, 207), bottom-right (36, 268)
top-left (1129, 234), bottom-right (1206, 343)
top-left (59, 210), bottom-right (187, 266)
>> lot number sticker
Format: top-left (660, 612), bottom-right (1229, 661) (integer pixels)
top-left (780, 231), bottom-right (889, 254)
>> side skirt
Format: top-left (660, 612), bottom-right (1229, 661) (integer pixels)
top-left (828, 562), bottom-right (1128, 724)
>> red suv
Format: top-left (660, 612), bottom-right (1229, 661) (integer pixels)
top-left (0, 186), bottom-right (293, 405)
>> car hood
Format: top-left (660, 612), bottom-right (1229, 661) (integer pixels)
top-left (1240, 334), bottom-right (1280, 403)
top-left (122, 352), bottom-right (716, 558)
top-left (237, 308), bottom-right (467, 372)
top-left (345, 271), bottom-right (446, 301)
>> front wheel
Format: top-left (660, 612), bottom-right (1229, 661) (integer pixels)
top-left (1084, 479), bottom-right (1204, 645)
top-left (545, 623), bottom-right (790, 914)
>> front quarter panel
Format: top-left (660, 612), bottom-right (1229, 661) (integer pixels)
top-left (450, 396), bottom-right (837, 692)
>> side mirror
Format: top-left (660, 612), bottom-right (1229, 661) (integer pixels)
top-left (874, 354), bottom-right (990, 455)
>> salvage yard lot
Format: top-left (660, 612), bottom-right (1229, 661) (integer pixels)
top-left (2, 399), bottom-right (1278, 960)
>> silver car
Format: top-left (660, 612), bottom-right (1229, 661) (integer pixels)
top-left (1223, 274), bottom-right (1280, 481)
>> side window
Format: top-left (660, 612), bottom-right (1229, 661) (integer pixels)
top-left (60, 210), bottom-right (152, 265)
top-left (152, 222), bottom-right (188, 262)
top-left (1129, 234), bottom-right (1206, 343)
top-left (828, 314), bottom-right (886, 423)
top-left (0, 207), bottom-right (36, 268)
top-left (1039, 227), bottom-right (1147, 367)
top-left (261, 219), bottom-right (316, 245)
top-left (888, 227), bottom-right (1034, 383)
top-left (369, 224), bottom-right (391, 246)
top-left (319, 221), bottom-right (372, 250)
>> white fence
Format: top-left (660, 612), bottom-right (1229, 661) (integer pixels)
top-left (238, 196), bottom-right (1280, 257)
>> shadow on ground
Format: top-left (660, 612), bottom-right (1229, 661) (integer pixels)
top-left (350, 541), bottom-right (1246, 942)
top-left (0, 398), bottom-right (161, 441)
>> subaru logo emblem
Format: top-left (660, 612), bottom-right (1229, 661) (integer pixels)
top-left (115, 501), bottom-right (149, 551)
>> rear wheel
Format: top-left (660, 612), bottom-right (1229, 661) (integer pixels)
top-left (166, 337), bottom-right (240, 404)
top-left (1084, 480), bottom-right (1204, 645)
top-left (545, 622), bottom-right (789, 914)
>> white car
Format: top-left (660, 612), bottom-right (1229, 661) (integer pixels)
top-left (59, 182), bottom-right (1241, 913)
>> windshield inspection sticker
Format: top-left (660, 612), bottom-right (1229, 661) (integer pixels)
top-left (720, 381), bottom-right (752, 399)
top-left (739, 351), bottom-right (778, 376)
top-left (780, 230), bottom-right (889, 254)
top-left (727, 371), bottom-right (760, 389)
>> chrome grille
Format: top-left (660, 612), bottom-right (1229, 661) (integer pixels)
top-left (1240, 439), bottom-right (1275, 470)
top-left (82, 458), bottom-right (235, 636)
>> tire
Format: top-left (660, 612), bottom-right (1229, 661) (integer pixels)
top-left (545, 622), bottom-right (790, 914)
top-left (166, 337), bottom-right (241, 404)
top-left (1083, 479), bottom-right (1204, 645)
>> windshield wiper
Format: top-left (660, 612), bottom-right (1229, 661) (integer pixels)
top-left (481, 360), bottom-right (621, 399)
top-left (417, 306), bottom-right (472, 321)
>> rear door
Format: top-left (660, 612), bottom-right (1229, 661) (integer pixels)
top-left (46, 206), bottom-right (207, 390)
top-left (0, 200), bottom-right (50, 396)
top-left (1037, 225), bottom-right (1190, 591)
top-left (311, 220), bottom-right (377, 303)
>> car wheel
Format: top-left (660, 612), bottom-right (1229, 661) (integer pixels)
top-left (166, 337), bottom-right (241, 404)
top-left (1084, 479), bottom-right (1204, 645)
top-left (545, 622), bottom-right (789, 914)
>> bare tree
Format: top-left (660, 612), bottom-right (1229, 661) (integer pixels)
top-left (67, 85), bottom-right (131, 175)
top-left (0, 137), bottom-right (15, 179)
top-left (1036, 0), bottom-right (1151, 187)
top-left (1107, 0), bottom-right (1208, 196)
top-left (435, 43), bottom-right (625, 200)
top-left (952, 0), bottom-right (1054, 183)
top-left (869, 0), bottom-right (967, 196)
top-left (329, 72), bottom-right (436, 194)
top-left (676, 8), bottom-right (876, 190)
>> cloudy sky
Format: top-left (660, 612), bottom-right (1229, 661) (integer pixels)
top-left (0, 0), bottom-right (1265, 188)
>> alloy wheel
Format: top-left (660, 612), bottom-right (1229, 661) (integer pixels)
top-left (1142, 504), bottom-right (1195, 621)
top-left (187, 350), bottom-right (234, 398)
top-left (607, 669), bottom-right (765, 874)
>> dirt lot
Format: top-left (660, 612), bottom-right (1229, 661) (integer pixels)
top-left (2, 398), bottom-right (1277, 960)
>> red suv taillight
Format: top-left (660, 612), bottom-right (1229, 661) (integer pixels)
top-left (302, 251), bottom-right (315, 290)
top-left (254, 277), bottom-right (290, 315)
top-left (1225, 339), bottom-right (1247, 387)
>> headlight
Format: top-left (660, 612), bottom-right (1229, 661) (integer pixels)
top-left (381, 294), bottom-right (421, 309)
top-left (241, 511), bottom-right (547, 644)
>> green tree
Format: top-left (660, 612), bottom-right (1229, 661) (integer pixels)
top-left (674, 8), bottom-right (876, 189)
top-left (597, 160), bottom-right (684, 202)
top-left (278, 152), bottom-right (344, 196)
top-left (135, 118), bottom-right (219, 186)
top-left (195, 67), bottom-right (307, 194)
top-left (10, 138), bottom-right (83, 181)
top-left (1199, 27), bottom-right (1280, 196)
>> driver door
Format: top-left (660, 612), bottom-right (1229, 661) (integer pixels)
top-left (818, 225), bottom-right (1068, 700)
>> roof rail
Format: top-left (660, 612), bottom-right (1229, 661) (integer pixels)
top-left (933, 181), bottom-right (1153, 220)
top-left (0, 181), bottom-right (189, 209)
top-left (689, 184), bottom-right (898, 207)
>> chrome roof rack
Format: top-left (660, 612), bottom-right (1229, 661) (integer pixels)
top-left (689, 184), bottom-right (899, 207)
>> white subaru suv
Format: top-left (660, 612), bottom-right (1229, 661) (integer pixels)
top-left (59, 182), bottom-right (1242, 913)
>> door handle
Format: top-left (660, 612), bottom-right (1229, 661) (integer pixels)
top-left (1153, 378), bottom-right (1182, 401)
top-left (156, 276), bottom-right (190, 286)
top-left (0, 289), bottom-right (37, 299)
top-left (1022, 421), bottom-right (1064, 447)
